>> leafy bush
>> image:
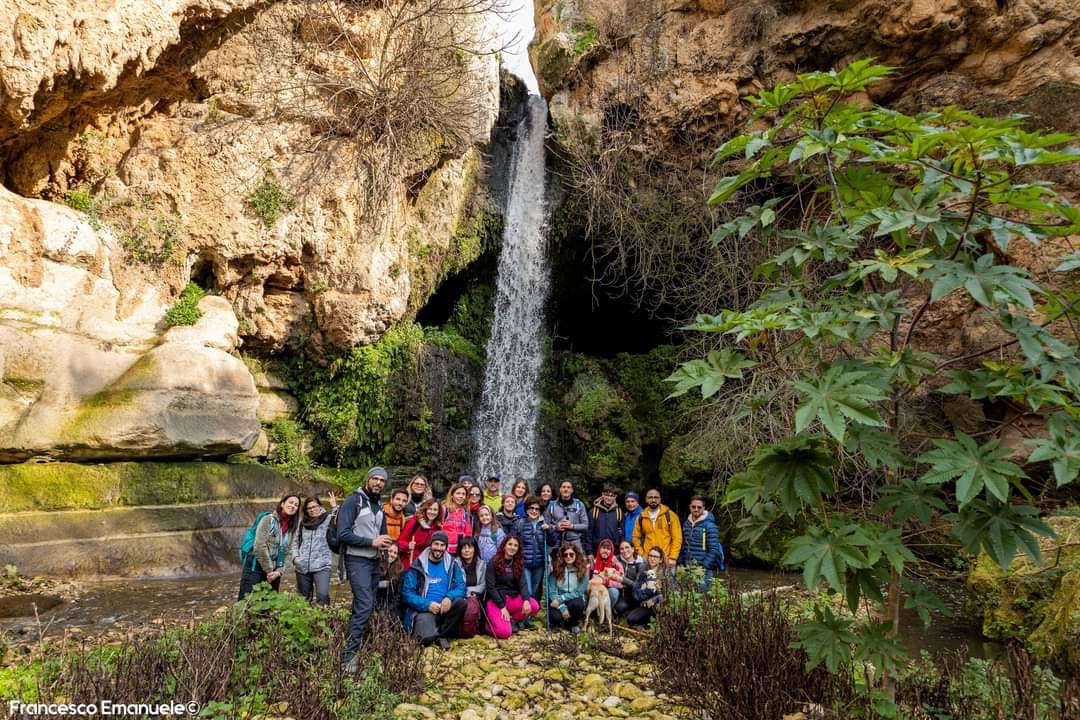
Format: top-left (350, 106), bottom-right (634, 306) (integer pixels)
top-left (266, 418), bottom-right (318, 482)
top-left (63, 188), bottom-right (94, 212)
top-left (163, 283), bottom-right (204, 328)
top-left (4, 588), bottom-right (422, 719)
top-left (668, 60), bottom-right (1080, 695)
top-left (247, 170), bottom-right (295, 227)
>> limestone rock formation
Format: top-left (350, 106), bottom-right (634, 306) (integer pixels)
top-left (1, 0), bottom-right (501, 354)
top-left (0, 187), bottom-right (259, 461)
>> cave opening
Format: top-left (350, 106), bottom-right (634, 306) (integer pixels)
top-left (188, 257), bottom-right (218, 291)
top-left (547, 226), bottom-right (676, 357)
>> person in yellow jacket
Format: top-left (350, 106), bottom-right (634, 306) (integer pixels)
top-left (633, 489), bottom-right (682, 569)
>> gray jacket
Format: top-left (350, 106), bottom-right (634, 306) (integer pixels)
top-left (456, 557), bottom-right (487, 597)
top-left (338, 488), bottom-right (386, 559)
top-left (252, 513), bottom-right (295, 573)
top-left (291, 511), bottom-right (334, 573)
top-left (545, 497), bottom-right (590, 552)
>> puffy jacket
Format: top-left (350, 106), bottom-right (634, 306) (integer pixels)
top-left (679, 511), bottom-right (724, 571)
top-left (497, 511), bottom-right (523, 538)
top-left (519, 518), bottom-right (546, 569)
top-left (486, 559), bottom-right (529, 609)
top-left (398, 516), bottom-right (439, 567)
top-left (546, 567), bottom-right (588, 613)
top-left (623, 506), bottom-right (643, 544)
top-left (476, 526), bottom-right (506, 562)
top-left (589, 500), bottom-right (624, 555)
top-left (441, 507), bottom-right (473, 555)
top-left (401, 548), bottom-right (466, 632)
top-left (633, 567), bottom-right (664, 607)
top-left (250, 513), bottom-right (295, 573)
top-left (619, 554), bottom-right (643, 590)
top-left (545, 497), bottom-right (590, 554)
top-left (633, 504), bottom-right (683, 562)
top-left (291, 511), bottom-right (333, 573)
top-left (456, 557), bottom-right (487, 597)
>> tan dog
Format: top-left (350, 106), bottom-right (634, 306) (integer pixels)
top-left (583, 574), bottom-right (613, 634)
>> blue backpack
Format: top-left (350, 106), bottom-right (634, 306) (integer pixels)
top-left (239, 512), bottom-right (275, 569)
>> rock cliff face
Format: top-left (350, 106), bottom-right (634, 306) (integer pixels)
top-left (0, 0), bottom-right (501, 460)
top-left (1, 0), bottom-right (500, 353)
top-left (532, 0), bottom-right (1080, 144)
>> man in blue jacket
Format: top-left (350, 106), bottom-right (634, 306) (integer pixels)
top-left (545, 479), bottom-right (590, 555)
top-left (337, 467), bottom-right (394, 670)
top-left (623, 491), bottom-right (643, 545)
top-left (678, 495), bottom-right (725, 590)
top-left (401, 531), bottom-right (467, 650)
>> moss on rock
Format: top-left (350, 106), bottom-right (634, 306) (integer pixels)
top-left (966, 514), bottom-right (1080, 670)
top-left (0, 461), bottom-right (293, 511)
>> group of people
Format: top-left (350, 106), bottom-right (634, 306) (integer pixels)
top-left (237, 468), bottom-right (725, 670)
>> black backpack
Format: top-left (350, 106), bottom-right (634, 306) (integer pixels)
top-left (326, 506), bottom-right (342, 553)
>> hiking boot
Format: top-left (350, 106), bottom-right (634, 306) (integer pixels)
top-left (341, 656), bottom-right (359, 674)
top-left (511, 621), bottom-right (521, 632)
top-left (436, 637), bottom-right (451, 651)
top-left (521, 619), bottom-right (535, 630)
top-left (571, 625), bottom-right (582, 634)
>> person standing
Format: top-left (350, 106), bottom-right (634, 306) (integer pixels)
top-left (519, 497), bottom-right (547, 602)
top-left (633, 489), bottom-right (682, 570)
top-left (338, 467), bottom-right (394, 671)
top-left (482, 475), bottom-right (504, 513)
top-left (589, 484), bottom-right (624, 556)
top-left (404, 474), bottom-right (432, 518)
top-left (537, 483), bottom-right (554, 506)
top-left (291, 493), bottom-right (336, 605)
top-left (679, 496), bottom-right (725, 590)
top-left (510, 479), bottom-right (530, 517)
top-left (544, 480), bottom-right (590, 555)
top-left (401, 532), bottom-right (468, 649)
top-left (623, 492), bottom-right (643, 545)
top-left (546, 542), bottom-right (588, 632)
top-left (485, 536), bottom-right (539, 637)
top-left (398, 498), bottom-right (442, 566)
top-left (383, 487), bottom-right (409, 542)
top-left (239, 494), bottom-right (300, 600)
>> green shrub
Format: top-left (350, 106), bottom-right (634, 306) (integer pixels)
top-left (247, 170), bottom-right (296, 227)
top-left (162, 282), bottom-right (204, 328)
top-left (63, 188), bottom-right (94, 212)
top-left (266, 418), bottom-right (318, 482)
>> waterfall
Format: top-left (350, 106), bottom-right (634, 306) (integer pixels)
top-left (472, 94), bottom-right (551, 489)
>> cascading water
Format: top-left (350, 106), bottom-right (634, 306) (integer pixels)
top-left (471, 93), bottom-right (551, 488)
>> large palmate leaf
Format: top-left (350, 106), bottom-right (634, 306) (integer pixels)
top-left (665, 350), bottom-right (757, 399)
top-left (873, 479), bottom-right (948, 525)
top-left (1026, 413), bottom-right (1080, 487)
top-left (793, 605), bottom-right (858, 674)
top-left (792, 366), bottom-right (888, 442)
top-left (925, 254), bottom-right (1040, 309)
top-left (729, 435), bottom-right (836, 517)
top-left (917, 432), bottom-right (1026, 505)
top-left (901, 578), bottom-right (951, 628)
top-left (949, 500), bottom-right (1054, 568)
top-left (783, 523), bottom-right (872, 593)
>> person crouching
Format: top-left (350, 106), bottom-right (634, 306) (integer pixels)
top-left (401, 531), bottom-right (467, 650)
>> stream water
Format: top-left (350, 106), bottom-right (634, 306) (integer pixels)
top-left (0, 568), bottom-right (998, 659)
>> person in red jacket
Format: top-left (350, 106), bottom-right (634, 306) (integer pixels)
top-left (398, 498), bottom-right (442, 566)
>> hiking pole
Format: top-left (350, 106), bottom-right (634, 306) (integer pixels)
top-left (543, 529), bottom-right (550, 634)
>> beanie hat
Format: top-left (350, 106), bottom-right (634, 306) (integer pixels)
top-left (367, 467), bottom-right (388, 480)
top-left (458, 474), bottom-right (474, 485)
top-left (430, 531), bottom-right (449, 546)
top-left (626, 491), bottom-right (640, 502)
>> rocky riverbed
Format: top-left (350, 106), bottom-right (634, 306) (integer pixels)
top-left (399, 631), bottom-right (688, 720)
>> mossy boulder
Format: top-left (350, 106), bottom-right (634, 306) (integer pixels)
top-left (564, 370), bottom-right (642, 481)
top-left (966, 514), bottom-right (1080, 670)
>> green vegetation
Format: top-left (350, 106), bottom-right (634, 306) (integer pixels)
top-left (0, 462), bottom-right (292, 512)
top-left (408, 210), bottom-right (502, 314)
top-left (162, 282), bottom-right (204, 328)
top-left (265, 418), bottom-right (319, 483)
top-left (119, 210), bottom-right (182, 265)
top-left (572, 23), bottom-right (599, 55)
top-left (668, 60), bottom-right (1080, 699)
top-left (1, 589), bottom-right (419, 717)
top-left (423, 283), bottom-right (494, 364)
top-left (284, 324), bottom-right (424, 466)
top-left (246, 169), bottom-right (296, 227)
top-left (63, 187), bottom-right (94, 212)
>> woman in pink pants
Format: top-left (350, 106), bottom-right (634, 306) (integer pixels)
top-left (484, 536), bottom-right (539, 638)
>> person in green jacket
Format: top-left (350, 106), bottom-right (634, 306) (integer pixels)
top-left (238, 494), bottom-right (300, 599)
top-left (546, 542), bottom-right (588, 632)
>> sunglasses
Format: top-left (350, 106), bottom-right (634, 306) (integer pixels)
top-left (469, 490), bottom-right (482, 496)
top-left (563, 552), bottom-right (576, 558)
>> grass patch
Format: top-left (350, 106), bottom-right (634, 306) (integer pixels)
top-left (163, 283), bottom-right (204, 328)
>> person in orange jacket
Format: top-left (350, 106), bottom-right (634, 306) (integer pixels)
top-left (632, 488), bottom-right (682, 569)
top-left (383, 487), bottom-right (409, 542)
